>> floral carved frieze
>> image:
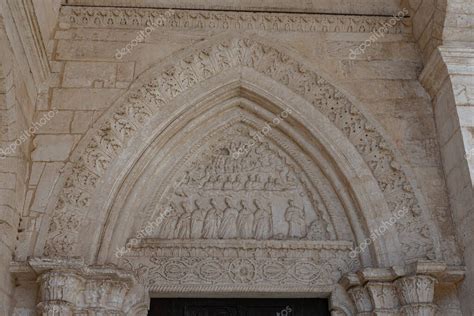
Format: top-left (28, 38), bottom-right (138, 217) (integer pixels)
top-left (60, 7), bottom-right (407, 34)
top-left (118, 239), bottom-right (356, 293)
top-left (44, 37), bottom-right (436, 263)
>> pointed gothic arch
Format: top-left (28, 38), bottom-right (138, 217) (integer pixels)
top-left (37, 35), bottom-right (443, 273)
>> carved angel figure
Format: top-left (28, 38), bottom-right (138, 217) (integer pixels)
top-left (219, 197), bottom-right (239, 239)
top-left (202, 198), bottom-right (223, 239)
top-left (253, 200), bottom-right (273, 240)
top-left (285, 199), bottom-right (307, 239)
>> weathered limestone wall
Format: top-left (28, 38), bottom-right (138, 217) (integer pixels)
top-left (9, 6), bottom-right (465, 314)
top-left (0, 0), bottom-right (59, 313)
top-left (414, 1), bottom-right (474, 313)
top-left (0, 17), bottom-right (35, 316)
top-left (421, 46), bottom-right (474, 316)
top-left (0, 1), bottom-right (471, 314)
top-left (407, 0), bottom-right (473, 64)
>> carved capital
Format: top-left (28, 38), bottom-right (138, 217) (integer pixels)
top-left (38, 271), bottom-right (83, 303)
top-left (395, 275), bottom-right (436, 304)
top-left (347, 286), bottom-right (372, 315)
top-left (395, 275), bottom-right (437, 316)
top-left (83, 279), bottom-right (130, 311)
top-left (365, 282), bottom-right (399, 315)
top-left (29, 258), bottom-right (143, 315)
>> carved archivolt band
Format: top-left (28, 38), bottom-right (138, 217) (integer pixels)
top-left (44, 37), bottom-right (435, 262)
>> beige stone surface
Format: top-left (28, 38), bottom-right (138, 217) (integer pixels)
top-left (0, 0), bottom-right (473, 315)
top-left (31, 135), bottom-right (78, 161)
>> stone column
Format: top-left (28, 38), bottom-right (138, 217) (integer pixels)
top-left (340, 261), bottom-right (464, 315)
top-left (395, 275), bottom-right (437, 316)
top-left (340, 273), bottom-right (374, 315)
top-left (347, 285), bottom-right (372, 316)
top-left (357, 269), bottom-right (400, 316)
top-left (37, 271), bottom-right (83, 315)
top-left (27, 258), bottom-right (148, 315)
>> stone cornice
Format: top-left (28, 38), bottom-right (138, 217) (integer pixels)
top-left (62, 0), bottom-right (403, 16)
top-left (10, 257), bottom-right (136, 284)
top-left (339, 260), bottom-right (465, 288)
top-left (60, 6), bottom-right (409, 34)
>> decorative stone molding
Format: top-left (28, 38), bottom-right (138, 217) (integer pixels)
top-left (118, 239), bottom-right (356, 294)
top-left (340, 260), bottom-right (465, 315)
top-left (61, 0), bottom-right (404, 16)
top-left (43, 36), bottom-right (438, 264)
top-left (60, 7), bottom-right (408, 34)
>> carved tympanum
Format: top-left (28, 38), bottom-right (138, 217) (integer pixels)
top-left (151, 123), bottom-right (330, 241)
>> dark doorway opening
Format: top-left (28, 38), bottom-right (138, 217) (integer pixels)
top-left (148, 298), bottom-right (330, 316)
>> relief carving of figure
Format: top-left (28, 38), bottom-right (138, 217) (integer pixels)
top-left (237, 200), bottom-right (254, 239)
top-left (202, 198), bottom-right (223, 239)
top-left (253, 200), bottom-right (273, 240)
top-left (176, 200), bottom-right (193, 239)
top-left (285, 199), bottom-right (307, 239)
top-left (158, 202), bottom-right (183, 239)
top-left (218, 197), bottom-right (239, 239)
top-left (190, 200), bottom-right (207, 239)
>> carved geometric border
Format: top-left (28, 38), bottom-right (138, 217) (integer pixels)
top-left (119, 239), bottom-right (356, 295)
top-left (60, 7), bottom-right (408, 34)
top-left (44, 36), bottom-right (435, 262)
